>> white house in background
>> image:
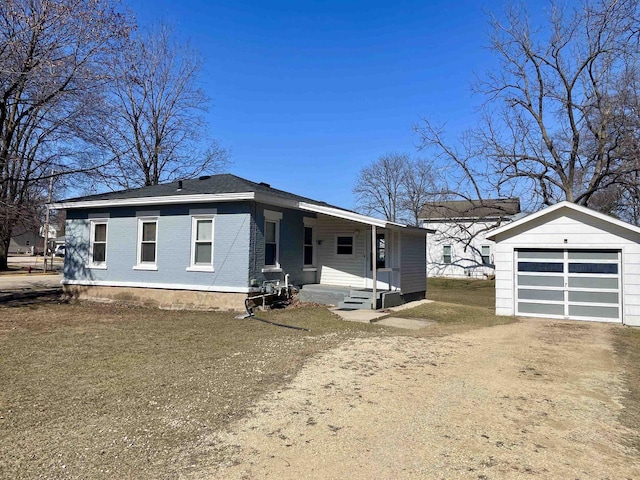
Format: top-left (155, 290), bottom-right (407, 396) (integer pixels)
top-left (487, 201), bottom-right (640, 326)
top-left (420, 198), bottom-right (521, 278)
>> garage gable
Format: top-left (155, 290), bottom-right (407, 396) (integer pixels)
top-left (487, 201), bottom-right (640, 244)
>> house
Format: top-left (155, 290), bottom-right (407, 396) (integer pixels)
top-left (419, 198), bottom-right (521, 278)
top-left (9, 224), bottom-right (59, 254)
top-left (9, 230), bottom-right (42, 254)
top-left (51, 174), bottom-right (428, 310)
top-left (487, 201), bottom-right (640, 326)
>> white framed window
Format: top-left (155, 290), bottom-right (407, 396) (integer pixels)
top-left (135, 217), bottom-right (158, 270)
top-left (481, 245), bottom-right (491, 265)
top-left (89, 219), bottom-right (108, 268)
top-left (263, 210), bottom-right (282, 272)
top-left (188, 216), bottom-right (214, 271)
top-left (443, 245), bottom-right (452, 264)
top-left (336, 235), bottom-right (354, 256)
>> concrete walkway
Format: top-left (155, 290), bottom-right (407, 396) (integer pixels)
top-left (330, 298), bottom-right (433, 326)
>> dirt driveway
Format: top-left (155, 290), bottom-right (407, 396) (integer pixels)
top-left (195, 319), bottom-right (638, 479)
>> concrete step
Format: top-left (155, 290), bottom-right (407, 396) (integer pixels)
top-left (348, 289), bottom-right (376, 300)
top-left (338, 297), bottom-right (373, 310)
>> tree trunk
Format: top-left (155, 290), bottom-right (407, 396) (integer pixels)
top-left (0, 225), bottom-right (10, 271)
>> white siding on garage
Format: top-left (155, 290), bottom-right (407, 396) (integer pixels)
top-left (491, 205), bottom-right (640, 326)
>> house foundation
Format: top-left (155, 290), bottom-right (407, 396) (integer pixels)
top-left (63, 285), bottom-right (247, 311)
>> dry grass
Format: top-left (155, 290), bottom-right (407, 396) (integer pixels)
top-left (392, 277), bottom-right (513, 336)
top-left (426, 277), bottom-right (496, 308)
top-left (613, 327), bottom-right (640, 452)
top-left (0, 302), bottom-right (386, 479)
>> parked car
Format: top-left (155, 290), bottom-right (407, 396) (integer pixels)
top-left (54, 245), bottom-right (65, 257)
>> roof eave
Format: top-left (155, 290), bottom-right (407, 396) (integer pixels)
top-left (50, 192), bottom-right (421, 232)
top-left (49, 192), bottom-right (256, 209)
top-left (487, 201), bottom-right (640, 240)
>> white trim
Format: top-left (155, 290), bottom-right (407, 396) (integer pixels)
top-left (443, 244), bottom-right (452, 264)
top-left (264, 216), bottom-right (281, 269)
top-left (50, 190), bottom-right (429, 233)
top-left (261, 267), bottom-right (283, 273)
top-left (303, 223), bottom-right (315, 268)
top-left (133, 264), bottom-right (158, 271)
top-left (190, 215), bottom-right (215, 270)
top-left (186, 266), bottom-right (215, 272)
top-left (50, 192), bottom-right (255, 210)
top-left (61, 278), bottom-right (256, 293)
top-left (264, 209), bottom-right (283, 221)
top-left (86, 264), bottom-right (108, 270)
top-left (300, 202), bottom-right (388, 228)
top-left (487, 201), bottom-right (640, 240)
top-left (89, 219), bottom-right (108, 268)
top-left (335, 234), bottom-right (355, 257)
top-left (303, 267), bottom-right (317, 272)
top-left (136, 216), bottom-right (158, 268)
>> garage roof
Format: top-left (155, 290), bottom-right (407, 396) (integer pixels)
top-left (486, 201), bottom-right (640, 241)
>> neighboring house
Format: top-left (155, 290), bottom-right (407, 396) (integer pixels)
top-left (9, 230), bottom-right (42, 254)
top-left (51, 174), bottom-right (428, 310)
top-left (9, 224), bottom-right (58, 254)
top-left (487, 201), bottom-right (640, 326)
top-left (419, 198), bottom-right (521, 278)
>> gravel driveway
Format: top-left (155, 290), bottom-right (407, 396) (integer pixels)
top-left (193, 318), bottom-right (638, 479)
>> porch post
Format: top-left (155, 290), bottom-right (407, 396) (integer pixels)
top-left (371, 225), bottom-right (377, 310)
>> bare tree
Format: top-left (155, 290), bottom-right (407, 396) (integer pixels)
top-left (415, 0), bottom-right (640, 221)
top-left (0, 0), bottom-right (132, 270)
top-left (353, 152), bottom-right (439, 225)
top-left (402, 158), bottom-right (439, 226)
top-left (91, 23), bottom-right (228, 190)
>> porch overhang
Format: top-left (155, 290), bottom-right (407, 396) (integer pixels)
top-left (298, 202), bottom-right (431, 234)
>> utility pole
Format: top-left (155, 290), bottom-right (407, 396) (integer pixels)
top-left (43, 171), bottom-right (54, 273)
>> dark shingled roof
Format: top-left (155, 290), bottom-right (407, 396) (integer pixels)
top-left (419, 198), bottom-right (521, 220)
top-left (62, 174), bottom-right (337, 208)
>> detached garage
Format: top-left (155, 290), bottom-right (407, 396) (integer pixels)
top-left (487, 201), bottom-right (640, 326)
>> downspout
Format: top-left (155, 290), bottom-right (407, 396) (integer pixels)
top-left (251, 202), bottom-right (257, 286)
top-left (372, 224), bottom-right (377, 310)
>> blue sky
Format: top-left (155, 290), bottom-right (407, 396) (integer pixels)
top-left (127, 0), bottom-right (545, 209)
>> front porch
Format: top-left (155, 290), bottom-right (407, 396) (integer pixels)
top-left (299, 284), bottom-right (403, 310)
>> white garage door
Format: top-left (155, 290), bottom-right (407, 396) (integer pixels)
top-left (515, 249), bottom-right (621, 323)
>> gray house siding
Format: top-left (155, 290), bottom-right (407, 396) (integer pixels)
top-left (65, 203), bottom-right (252, 291)
top-left (249, 203), bottom-right (317, 287)
top-left (400, 233), bottom-right (427, 297)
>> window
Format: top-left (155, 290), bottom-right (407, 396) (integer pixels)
top-left (90, 220), bottom-right (108, 267)
top-left (303, 225), bottom-right (314, 266)
top-left (136, 217), bottom-right (158, 269)
top-left (263, 210), bottom-right (282, 271)
top-left (370, 233), bottom-right (386, 269)
top-left (443, 245), bottom-right (452, 264)
top-left (336, 235), bottom-right (354, 255)
top-left (481, 245), bottom-right (491, 265)
top-left (265, 220), bottom-right (278, 266)
top-left (189, 216), bottom-right (214, 271)
top-left (376, 233), bottom-right (386, 269)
